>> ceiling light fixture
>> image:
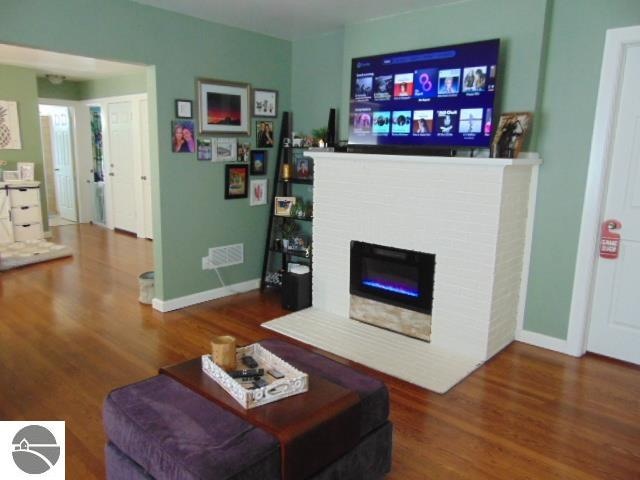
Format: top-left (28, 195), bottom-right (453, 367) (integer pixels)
top-left (45, 74), bottom-right (66, 85)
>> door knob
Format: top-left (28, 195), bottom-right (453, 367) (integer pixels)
top-left (141, 176), bottom-right (147, 180)
top-left (109, 173), bottom-right (115, 176)
top-left (54, 168), bottom-right (60, 171)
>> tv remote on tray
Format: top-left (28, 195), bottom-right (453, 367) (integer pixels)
top-left (228, 368), bottom-right (264, 379)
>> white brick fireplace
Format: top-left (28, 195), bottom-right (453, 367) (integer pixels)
top-left (264, 152), bottom-right (541, 392)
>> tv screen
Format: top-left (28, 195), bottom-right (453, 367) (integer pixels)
top-left (348, 39), bottom-right (500, 151)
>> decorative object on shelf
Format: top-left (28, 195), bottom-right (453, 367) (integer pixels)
top-left (197, 138), bottom-right (213, 161)
top-left (294, 155), bottom-right (312, 179)
top-left (250, 150), bottom-right (267, 175)
top-left (252, 88), bottom-right (278, 118)
top-left (197, 78), bottom-right (250, 135)
top-left (0, 100), bottom-right (22, 150)
top-left (279, 219), bottom-right (300, 250)
top-left (215, 137), bottom-right (237, 162)
top-left (16, 162), bottom-right (35, 181)
top-left (265, 270), bottom-right (282, 287)
top-left (250, 179), bottom-right (267, 206)
top-left (211, 335), bottom-right (237, 371)
top-left (491, 112), bottom-right (532, 158)
top-left (2, 170), bottom-right (20, 181)
top-left (175, 99), bottom-right (193, 119)
top-left (289, 235), bottom-right (309, 252)
top-left (274, 196), bottom-right (296, 216)
top-left (237, 142), bottom-right (251, 162)
top-left (289, 200), bottom-right (306, 219)
top-left (311, 126), bottom-right (328, 147)
top-left (224, 164), bottom-right (249, 199)
top-left (280, 162), bottom-right (291, 180)
top-left (256, 120), bottom-right (275, 148)
top-left (172, 120), bottom-right (196, 153)
top-left (292, 132), bottom-right (303, 147)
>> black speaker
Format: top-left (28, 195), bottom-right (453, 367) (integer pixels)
top-left (327, 108), bottom-right (337, 147)
top-left (282, 272), bottom-right (311, 311)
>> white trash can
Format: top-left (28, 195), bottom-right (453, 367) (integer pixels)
top-left (138, 271), bottom-right (154, 304)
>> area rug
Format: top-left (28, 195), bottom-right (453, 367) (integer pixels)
top-left (0, 240), bottom-right (73, 271)
top-left (262, 308), bottom-right (483, 394)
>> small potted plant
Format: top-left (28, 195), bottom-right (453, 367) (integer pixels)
top-left (279, 219), bottom-right (299, 251)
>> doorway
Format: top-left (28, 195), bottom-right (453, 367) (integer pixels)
top-left (39, 104), bottom-right (78, 226)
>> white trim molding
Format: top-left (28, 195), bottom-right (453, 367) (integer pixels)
top-left (567, 25), bottom-right (640, 357)
top-left (152, 278), bottom-right (260, 312)
top-left (515, 330), bottom-right (571, 355)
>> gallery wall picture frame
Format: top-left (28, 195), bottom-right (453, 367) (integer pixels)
top-left (224, 164), bottom-right (249, 199)
top-left (197, 138), bottom-right (213, 161)
top-left (0, 100), bottom-right (22, 150)
top-left (171, 120), bottom-right (196, 153)
top-left (250, 179), bottom-right (268, 206)
top-left (256, 120), bottom-right (275, 148)
top-left (250, 150), bottom-right (267, 175)
top-left (17, 162), bottom-right (35, 181)
top-left (175, 99), bottom-right (193, 119)
top-left (215, 137), bottom-right (238, 162)
top-left (197, 78), bottom-right (251, 135)
top-left (252, 88), bottom-right (278, 118)
top-left (491, 112), bottom-right (533, 159)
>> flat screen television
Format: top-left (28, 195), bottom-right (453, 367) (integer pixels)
top-left (347, 39), bottom-right (500, 153)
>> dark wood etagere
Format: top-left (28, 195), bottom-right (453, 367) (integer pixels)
top-left (260, 112), bottom-right (314, 291)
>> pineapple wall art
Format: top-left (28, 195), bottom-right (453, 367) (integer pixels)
top-left (0, 101), bottom-right (22, 150)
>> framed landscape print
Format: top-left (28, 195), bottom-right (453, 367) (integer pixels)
top-left (198, 78), bottom-right (250, 135)
top-left (252, 88), bottom-right (278, 118)
top-left (224, 164), bottom-right (248, 199)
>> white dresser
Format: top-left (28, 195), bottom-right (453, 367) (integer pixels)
top-left (0, 181), bottom-right (44, 244)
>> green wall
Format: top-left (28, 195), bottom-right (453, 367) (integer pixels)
top-left (290, 0), bottom-right (640, 340)
top-left (1, 0), bottom-right (291, 301)
top-left (291, 29), bottom-right (344, 135)
top-left (0, 64), bottom-right (49, 231)
top-left (37, 77), bottom-right (82, 100)
top-left (525, 0), bottom-right (640, 338)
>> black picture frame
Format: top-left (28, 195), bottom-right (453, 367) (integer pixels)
top-left (255, 120), bottom-right (275, 148)
top-left (175, 99), bottom-right (193, 119)
top-left (252, 88), bottom-right (278, 118)
top-left (250, 150), bottom-right (267, 175)
top-left (224, 164), bottom-right (249, 199)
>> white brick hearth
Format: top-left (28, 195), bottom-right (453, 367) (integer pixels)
top-left (264, 152), bottom-right (541, 392)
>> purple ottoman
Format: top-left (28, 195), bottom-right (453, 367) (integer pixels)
top-left (103, 339), bottom-right (392, 480)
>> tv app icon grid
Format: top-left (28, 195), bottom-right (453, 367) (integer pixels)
top-left (0, 421), bottom-right (65, 479)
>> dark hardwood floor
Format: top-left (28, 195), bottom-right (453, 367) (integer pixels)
top-left (1, 224), bottom-right (638, 479)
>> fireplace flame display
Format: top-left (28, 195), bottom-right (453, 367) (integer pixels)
top-left (361, 279), bottom-right (420, 298)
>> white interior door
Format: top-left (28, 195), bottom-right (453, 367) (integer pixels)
top-left (50, 108), bottom-right (78, 222)
top-left (587, 41), bottom-right (640, 365)
top-left (107, 101), bottom-right (137, 233)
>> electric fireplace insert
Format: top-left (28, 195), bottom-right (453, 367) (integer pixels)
top-left (350, 241), bottom-right (435, 315)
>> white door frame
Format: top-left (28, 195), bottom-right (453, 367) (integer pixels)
top-left (567, 25), bottom-right (640, 357)
top-left (85, 93), bottom-right (150, 238)
top-left (38, 99), bottom-right (93, 225)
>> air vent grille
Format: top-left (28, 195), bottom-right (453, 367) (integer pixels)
top-left (208, 244), bottom-right (244, 268)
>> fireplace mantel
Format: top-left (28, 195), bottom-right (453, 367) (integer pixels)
top-left (309, 151), bottom-right (542, 167)
top-left (307, 151), bottom-right (542, 362)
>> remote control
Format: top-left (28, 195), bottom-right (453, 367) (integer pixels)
top-left (228, 368), bottom-right (264, 379)
top-left (241, 355), bottom-right (259, 368)
top-left (252, 378), bottom-right (268, 389)
top-left (267, 368), bottom-right (285, 379)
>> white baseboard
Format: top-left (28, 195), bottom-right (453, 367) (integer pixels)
top-left (516, 329), bottom-right (580, 357)
top-left (152, 278), bottom-right (260, 313)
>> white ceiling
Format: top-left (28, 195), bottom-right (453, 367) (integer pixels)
top-left (131, 0), bottom-right (464, 40)
top-left (0, 43), bottom-right (147, 81)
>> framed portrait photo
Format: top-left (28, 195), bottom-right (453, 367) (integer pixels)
top-left (294, 155), bottom-right (312, 179)
top-left (256, 120), bottom-right (275, 148)
top-left (250, 179), bottom-right (268, 206)
top-left (197, 78), bottom-right (251, 135)
top-left (224, 164), bottom-right (249, 199)
top-left (175, 99), bottom-right (193, 119)
top-left (250, 150), bottom-right (267, 175)
top-left (171, 120), bottom-right (196, 153)
top-left (252, 88), bottom-right (278, 118)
